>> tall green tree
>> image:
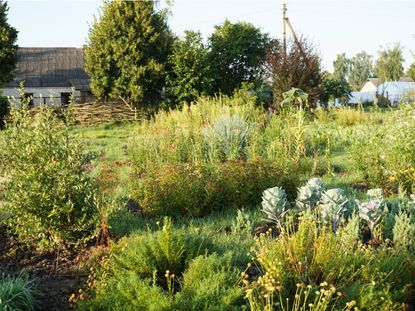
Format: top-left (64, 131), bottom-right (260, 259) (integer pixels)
top-left (349, 51), bottom-right (373, 90)
top-left (166, 31), bottom-right (212, 106)
top-left (320, 72), bottom-right (352, 105)
top-left (374, 44), bottom-right (404, 82)
top-left (332, 53), bottom-right (350, 82)
top-left (85, 0), bottom-right (173, 106)
top-left (0, 0), bottom-right (18, 87)
top-left (208, 20), bottom-right (270, 95)
top-left (408, 63), bottom-right (415, 81)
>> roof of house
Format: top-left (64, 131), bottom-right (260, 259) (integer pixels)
top-left (4, 47), bottom-right (90, 90)
top-left (366, 78), bottom-right (380, 86)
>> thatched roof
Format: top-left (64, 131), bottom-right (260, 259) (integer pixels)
top-left (4, 47), bottom-right (90, 90)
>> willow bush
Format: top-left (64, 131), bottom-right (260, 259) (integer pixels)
top-left (0, 100), bottom-right (97, 248)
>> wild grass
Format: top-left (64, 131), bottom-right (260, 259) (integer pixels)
top-left (0, 274), bottom-right (39, 311)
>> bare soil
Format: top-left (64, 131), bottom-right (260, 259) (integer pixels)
top-left (0, 225), bottom-right (91, 311)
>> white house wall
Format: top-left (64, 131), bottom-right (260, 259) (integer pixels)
top-left (360, 82), bottom-right (377, 93)
top-left (1, 87), bottom-right (81, 106)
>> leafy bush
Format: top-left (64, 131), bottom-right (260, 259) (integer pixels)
top-left (0, 103), bottom-right (97, 248)
top-left (0, 274), bottom-right (38, 311)
top-left (130, 160), bottom-right (298, 216)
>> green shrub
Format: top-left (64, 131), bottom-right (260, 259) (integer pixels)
top-left (0, 93), bottom-right (9, 129)
top-left (0, 103), bottom-right (97, 248)
top-left (0, 274), bottom-right (38, 311)
top-left (81, 219), bottom-right (244, 310)
top-left (130, 160), bottom-right (298, 216)
top-left (174, 253), bottom-right (244, 310)
top-left (109, 218), bottom-right (208, 289)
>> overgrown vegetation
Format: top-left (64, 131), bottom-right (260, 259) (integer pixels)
top-left (2, 89), bottom-right (415, 310)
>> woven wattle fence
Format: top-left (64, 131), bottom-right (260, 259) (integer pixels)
top-left (67, 102), bottom-right (140, 125)
top-left (29, 101), bottom-right (141, 125)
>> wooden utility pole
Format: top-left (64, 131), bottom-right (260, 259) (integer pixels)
top-left (282, 2), bottom-right (287, 56)
top-left (282, 2), bottom-right (306, 60)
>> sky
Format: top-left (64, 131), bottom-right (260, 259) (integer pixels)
top-left (6, 0), bottom-right (415, 71)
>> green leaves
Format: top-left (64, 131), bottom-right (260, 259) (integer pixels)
top-left (1, 100), bottom-right (97, 248)
top-left (166, 31), bottom-right (212, 106)
top-left (375, 44), bottom-right (404, 82)
top-left (209, 20), bottom-right (270, 95)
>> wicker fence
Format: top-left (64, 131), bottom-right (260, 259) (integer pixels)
top-left (66, 102), bottom-right (140, 125)
top-left (29, 101), bottom-right (141, 125)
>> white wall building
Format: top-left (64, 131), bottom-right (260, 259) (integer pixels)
top-left (2, 47), bottom-right (94, 106)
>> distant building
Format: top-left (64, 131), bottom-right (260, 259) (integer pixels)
top-left (347, 77), bottom-right (415, 106)
top-left (377, 81), bottom-right (415, 105)
top-left (360, 78), bottom-right (380, 93)
top-left (348, 91), bottom-right (376, 105)
top-left (2, 47), bottom-right (94, 106)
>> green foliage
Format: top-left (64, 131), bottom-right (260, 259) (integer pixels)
top-left (393, 211), bottom-right (415, 251)
top-left (231, 209), bottom-right (254, 237)
top-left (407, 62), bottom-right (415, 81)
top-left (80, 220), bottom-right (244, 311)
top-left (247, 214), bottom-right (415, 310)
top-left (348, 51), bottom-right (374, 90)
top-left (281, 88), bottom-right (309, 109)
top-left (332, 53), bottom-right (350, 82)
top-left (0, 0), bottom-right (18, 87)
top-left (0, 92), bottom-right (9, 128)
top-left (320, 73), bottom-right (352, 104)
top-left (0, 274), bottom-right (38, 311)
top-left (0, 99), bottom-right (97, 248)
top-left (374, 44), bottom-right (404, 82)
top-left (85, 0), bottom-right (173, 105)
top-left (130, 160), bottom-right (297, 217)
top-left (209, 20), bottom-right (270, 95)
top-left (332, 51), bottom-right (374, 91)
top-left (175, 253), bottom-right (243, 310)
top-left (202, 114), bottom-right (250, 161)
top-left (296, 178), bottom-right (324, 211)
top-left (319, 188), bottom-right (348, 231)
top-left (110, 218), bottom-right (205, 288)
top-left (351, 104), bottom-right (415, 193)
top-left (166, 30), bottom-right (212, 105)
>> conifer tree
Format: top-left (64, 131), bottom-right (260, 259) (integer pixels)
top-left (85, 0), bottom-right (173, 106)
top-left (0, 0), bottom-right (18, 87)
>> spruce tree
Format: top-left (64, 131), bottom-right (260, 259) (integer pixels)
top-left (85, 0), bottom-right (173, 106)
top-left (0, 0), bottom-right (18, 87)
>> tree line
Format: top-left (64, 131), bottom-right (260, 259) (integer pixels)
top-left (1, 0), bottom-right (415, 110)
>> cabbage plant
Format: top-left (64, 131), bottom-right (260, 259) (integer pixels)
top-left (296, 178), bottom-right (324, 211)
top-left (261, 186), bottom-right (289, 228)
top-left (319, 188), bottom-right (348, 232)
top-left (358, 199), bottom-right (384, 239)
top-left (367, 188), bottom-right (383, 200)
